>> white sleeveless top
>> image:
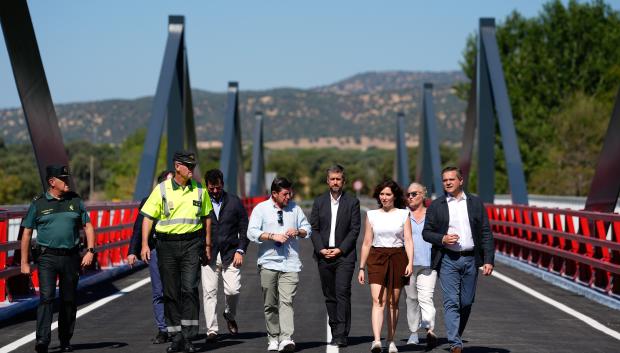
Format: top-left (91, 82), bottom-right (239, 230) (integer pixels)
top-left (367, 208), bottom-right (409, 247)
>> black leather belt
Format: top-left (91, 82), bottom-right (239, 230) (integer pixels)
top-left (156, 230), bottom-right (202, 241)
top-left (445, 249), bottom-right (475, 257)
top-left (42, 246), bottom-right (79, 256)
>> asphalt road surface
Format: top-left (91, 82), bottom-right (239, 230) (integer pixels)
top-left (1, 210), bottom-right (619, 353)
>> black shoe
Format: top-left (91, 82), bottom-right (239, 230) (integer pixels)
top-left (330, 336), bottom-right (347, 347)
top-left (34, 342), bottom-right (48, 353)
top-left (205, 332), bottom-right (217, 343)
top-left (185, 341), bottom-right (197, 353)
top-left (60, 345), bottom-right (73, 352)
top-left (153, 331), bottom-right (169, 344)
top-left (166, 341), bottom-right (183, 353)
top-left (223, 311), bottom-right (238, 334)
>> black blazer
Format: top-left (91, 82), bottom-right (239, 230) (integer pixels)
top-left (422, 192), bottom-right (494, 269)
top-left (310, 191), bottom-right (361, 263)
top-left (208, 191), bottom-right (249, 267)
top-left (129, 198), bottom-right (155, 256)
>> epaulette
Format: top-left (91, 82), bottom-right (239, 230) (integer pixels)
top-left (32, 193), bottom-right (45, 201)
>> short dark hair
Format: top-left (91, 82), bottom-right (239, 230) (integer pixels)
top-left (372, 178), bottom-right (406, 209)
top-left (441, 166), bottom-right (463, 179)
top-left (205, 169), bottom-right (224, 185)
top-left (271, 176), bottom-right (293, 193)
top-left (157, 170), bottom-right (174, 183)
top-left (326, 164), bottom-right (345, 179)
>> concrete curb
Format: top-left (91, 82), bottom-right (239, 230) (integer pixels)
top-left (0, 263), bottom-right (145, 322)
top-left (495, 252), bottom-right (620, 310)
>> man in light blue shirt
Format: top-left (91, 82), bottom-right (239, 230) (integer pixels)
top-left (248, 177), bottom-right (311, 352)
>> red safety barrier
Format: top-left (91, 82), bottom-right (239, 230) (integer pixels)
top-left (487, 203), bottom-right (620, 298)
top-left (0, 197), bottom-right (267, 303)
top-left (242, 196), bottom-right (269, 216)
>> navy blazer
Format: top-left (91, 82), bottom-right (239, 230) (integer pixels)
top-left (422, 192), bottom-right (494, 269)
top-left (309, 191), bottom-right (361, 263)
top-left (208, 191), bottom-right (249, 267)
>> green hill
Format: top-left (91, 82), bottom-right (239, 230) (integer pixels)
top-left (0, 70), bottom-right (467, 148)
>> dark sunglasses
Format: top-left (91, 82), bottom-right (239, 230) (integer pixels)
top-left (407, 192), bottom-right (422, 198)
top-left (277, 210), bottom-right (283, 226)
top-left (182, 163), bottom-right (196, 170)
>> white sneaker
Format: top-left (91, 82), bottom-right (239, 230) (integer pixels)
top-left (388, 341), bottom-right (399, 353)
top-left (407, 332), bottom-right (419, 345)
top-left (278, 339), bottom-right (295, 352)
top-left (370, 340), bottom-right (382, 353)
top-left (268, 339), bottom-right (279, 351)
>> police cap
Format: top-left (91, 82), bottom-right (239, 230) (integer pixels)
top-left (46, 165), bottom-right (70, 179)
top-left (173, 150), bottom-right (197, 167)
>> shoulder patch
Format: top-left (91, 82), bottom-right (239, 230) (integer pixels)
top-left (32, 194), bottom-right (44, 201)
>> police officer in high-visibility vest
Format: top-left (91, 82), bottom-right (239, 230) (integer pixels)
top-left (140, 151), bottom-right (213, 353)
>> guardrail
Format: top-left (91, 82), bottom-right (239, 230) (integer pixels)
top-left (487, 204), bottom-right (620, 298)
top-left (0, 196), bottom-right (268, 303)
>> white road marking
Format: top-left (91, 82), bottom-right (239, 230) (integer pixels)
top-left (326, 316), bottom-right (338, 353)
top-left (0, 277), bottom-right (151, 353)
top-left (492, 270), bottom-right (620, 341)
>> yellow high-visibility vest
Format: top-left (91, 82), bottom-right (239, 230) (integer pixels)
top-left (141, 178), bottom-right (213, 234)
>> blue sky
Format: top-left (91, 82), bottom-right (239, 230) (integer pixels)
top-left (1, 0), bottom-right (618, 109)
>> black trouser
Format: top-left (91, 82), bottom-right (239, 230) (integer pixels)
top-left (157, 235), bottom-right (203, 342)
top-left (36, 251), bottom-right (80, 345)
top-left (317, 257), bottom-right (355, 339)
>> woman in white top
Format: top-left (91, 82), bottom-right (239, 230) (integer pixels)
top-left (358, 179), bottom-right (413, 353)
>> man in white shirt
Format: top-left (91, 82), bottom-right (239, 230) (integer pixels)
top-left (422, 167), bottom-right (494, 353)
top-left (310, 165), bottom-right (361, 347)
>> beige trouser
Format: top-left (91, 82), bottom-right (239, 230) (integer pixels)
top-left (200, 253), bottom-right (241, 334)
top-left (259, 267), bottom-right (299, 342)
top-left (404, 267), bottom-right (437, 332)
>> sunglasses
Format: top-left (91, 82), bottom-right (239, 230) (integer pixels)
top-left (277, 210), bottom-right (283, 226)
top-left (182, 163), bottom-right (196, 170)
top-left (407, 192), bottom-right (422, 198)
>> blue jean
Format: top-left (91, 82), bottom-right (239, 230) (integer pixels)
top-left (149, 249), bottom-right (166, 332)
top-left (439, 253), bottom-right (478, 348)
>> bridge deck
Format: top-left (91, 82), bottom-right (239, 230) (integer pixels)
top-left (1, 212), bottom-right (619, 353)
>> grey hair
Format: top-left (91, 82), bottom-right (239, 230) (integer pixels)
top-left (408, 182), bottom-right (427, 197)
top-left (326, 164), bottom-right (345, 178)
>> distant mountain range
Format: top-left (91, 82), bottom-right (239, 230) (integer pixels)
top-left (0, 70), bottom-right (468, 149)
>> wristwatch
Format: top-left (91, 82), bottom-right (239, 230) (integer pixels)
top-left (87, 248), bottom-right (96, 254)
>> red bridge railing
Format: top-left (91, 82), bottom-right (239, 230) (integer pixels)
top-left (0, 196), bottom-right (267, 303)
top-left (486, 204), bottom-right (620, 297)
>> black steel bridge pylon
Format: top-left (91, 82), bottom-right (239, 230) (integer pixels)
top-left (0, 0), bottom-right (72, 191)
top-left (134, 16), bottom-right (199, 200)
top-left (249, 111), bottom-right (266, 197)
top-left (220, 82), bottom-right (245, 197)
top-left (416, 83), bottom-right (443, 196)
top-left (459, 18), bottom-right (529, 205)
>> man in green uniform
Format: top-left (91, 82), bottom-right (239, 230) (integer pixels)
top-left (140, 151), bottom-right (213, 353)
top-left (20, 165), bottom-right (96, 353)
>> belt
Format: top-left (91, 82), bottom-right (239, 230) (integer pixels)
top-left (42, 246), bottom-right (79, 256)
top-left (156, 230), bottom-right (202, 241)
top-left (445, 249), bottom-right (475, 257)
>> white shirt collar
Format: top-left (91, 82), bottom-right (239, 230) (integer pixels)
top-left (330, 193), bottom-right (342, 204)
top-left (447, 192), bottom-right (467, 202)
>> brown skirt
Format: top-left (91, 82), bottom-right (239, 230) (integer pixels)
top-left (367, 247), bottom-right (409, 303)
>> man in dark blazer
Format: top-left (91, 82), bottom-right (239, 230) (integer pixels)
top-left (310, 164), bottom-right (361, 347)
top-left (200, 169), bottom-right (249, 343)
top-left (422, 166), bottom-right (494, 353)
